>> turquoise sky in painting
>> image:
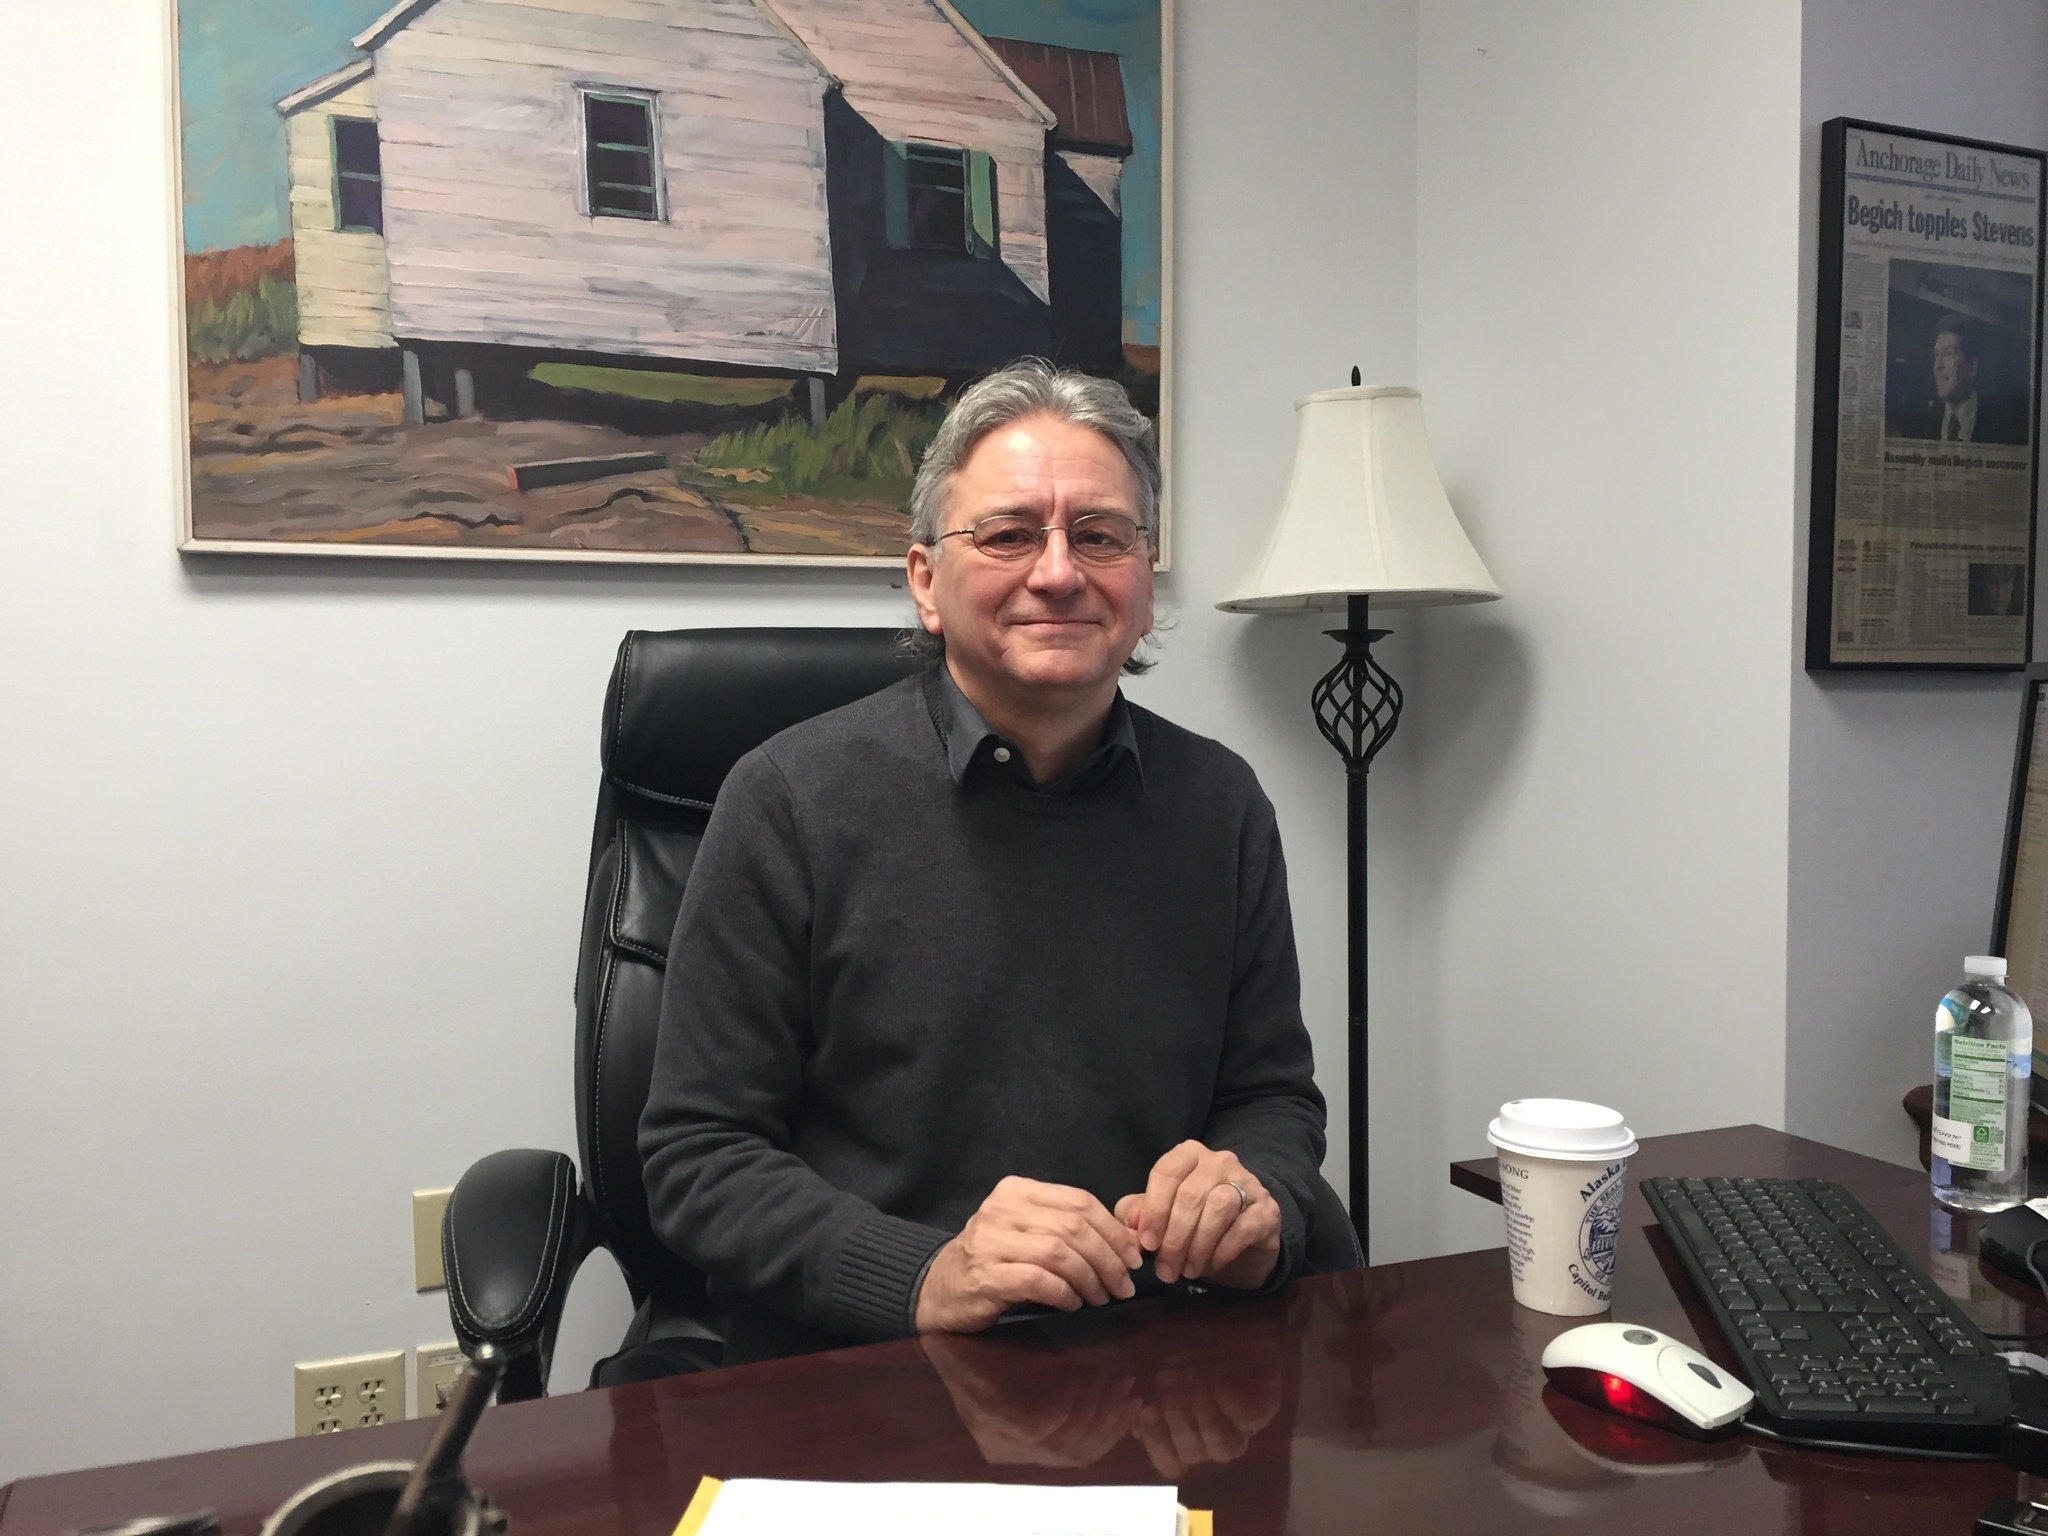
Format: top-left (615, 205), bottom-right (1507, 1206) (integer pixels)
top-left (178, 0), bottom-right (391, 253)
top-left (177, 0), bottom-right (1163, 343)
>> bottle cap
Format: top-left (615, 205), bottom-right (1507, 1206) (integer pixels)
top-left (1486, 1098), bottom-right (1638, 1162)
top-left (1965, 955), bottom-right (2009, 981)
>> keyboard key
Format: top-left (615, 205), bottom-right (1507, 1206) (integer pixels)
top-left (1942, 1403), bottom-right (1979, 1416)
top-left (1781, 1395), bottom-right (1858, 1413)
top-left (1864, 1400), bottom-right (1934, 1415)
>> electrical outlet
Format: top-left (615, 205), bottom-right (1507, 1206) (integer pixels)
top-left (415, 1342), bottom-right (467, 1417)
top-left (413, 1188), bottom-right (452, 1292)
top-left (294, 1351), bottom-right (406, 1436)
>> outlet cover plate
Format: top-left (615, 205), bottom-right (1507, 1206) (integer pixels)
top-left (295, 1351), bottom-right (406, 1436)
top-left (414, 1188), bottom-right (452, 1292)
top-left (416, 1342), bottom-right (467, 1417)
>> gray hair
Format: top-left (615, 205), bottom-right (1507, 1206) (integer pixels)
top-left (903, 358), bottom-right (1161, 674)
top-left (908, 358), bottom-right (1161, 545)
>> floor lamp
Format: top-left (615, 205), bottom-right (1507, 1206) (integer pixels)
top-left (1217, 381), bottom-right (1501, 1256)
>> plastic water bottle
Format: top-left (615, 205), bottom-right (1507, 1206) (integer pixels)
top-left (1932, 955), bottom-right (2032, 1212)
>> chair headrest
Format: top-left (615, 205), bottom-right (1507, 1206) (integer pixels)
top-left (601, 628), bottom-right (926, 811)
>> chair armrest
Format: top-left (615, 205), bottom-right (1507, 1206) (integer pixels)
top-left (1303, 1171), bottom-right (1365, 1274)
top-left (444, 1149), bottom-right (596, 1400)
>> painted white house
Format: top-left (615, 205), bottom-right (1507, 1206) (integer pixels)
top-left (274, 0), bottom-right (1126, 414)
top-left (277, 59), bottom-right (392, 354)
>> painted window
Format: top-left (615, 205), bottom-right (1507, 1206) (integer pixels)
top-left (332, 118), bottom-right (383, 235)
top-left (584, 93), bottom-right (660, 219)
top-left (884, 143), bottom-right (997, 257)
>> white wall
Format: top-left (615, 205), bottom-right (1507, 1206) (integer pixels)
top-left (1788, 0), bottom-right (2048, 1168)
top-left (1400, 1), bottom-right (1807, 1262)
top-left (0, 0), bottom-right (1420, 1482)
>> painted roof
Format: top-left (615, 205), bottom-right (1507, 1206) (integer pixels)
top-left (341, 0), bottom-right (1059, 129)
top-left (349, 0), bottom-right (836, 84)
top-left (275, 57), bottom-right (373, 115)
top-left (985, 37), bottom-right (1130, 154)
top-left (763, 0), bottom-right (1054, 128)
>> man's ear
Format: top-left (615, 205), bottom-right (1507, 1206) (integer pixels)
top-left (906, 544), bottom-right (943, 637)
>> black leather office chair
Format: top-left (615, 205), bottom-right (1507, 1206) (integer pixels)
top-left (441, 627), bottom-right (1363, 1401)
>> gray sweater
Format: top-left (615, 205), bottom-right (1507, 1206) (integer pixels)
top-left (638, 671), bottom-right (1326, 1348)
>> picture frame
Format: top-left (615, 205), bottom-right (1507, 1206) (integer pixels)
top-left (1807, 117), bottom-right (2044, 670)
top-left (169, 0), bottom-right (1173, 568)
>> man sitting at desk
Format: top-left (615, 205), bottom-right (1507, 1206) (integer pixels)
top-left (638, 361), bottom-right (1326, 1360)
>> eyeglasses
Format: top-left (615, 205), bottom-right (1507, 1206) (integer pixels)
top-left (935, 512), bottom-right (1152, 563)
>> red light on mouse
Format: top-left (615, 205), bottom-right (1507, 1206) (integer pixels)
top-left (1598, 1373), bottom-right (1652, 1416)
top-left (1544, 1365), bottom-right (1692, 1434)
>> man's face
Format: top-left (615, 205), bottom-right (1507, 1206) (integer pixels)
top-left (1934, 330), bottom-right (1978, 405)
top-left (907, 413), bottom-right (1155, 704)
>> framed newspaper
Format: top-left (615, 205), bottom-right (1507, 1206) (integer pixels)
top-left (1809, 118), bottom-right (2046, 670)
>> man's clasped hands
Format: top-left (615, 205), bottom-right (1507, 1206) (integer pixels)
top-left (916, 1140), bottom-right (1282, 1332)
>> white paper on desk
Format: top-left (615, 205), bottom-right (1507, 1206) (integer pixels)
top-left (695, 1479), bottom-right (1180, 1536)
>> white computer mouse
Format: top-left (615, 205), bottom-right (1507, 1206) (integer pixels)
top-left (1540, 1322), bottom-right (1756, 1438)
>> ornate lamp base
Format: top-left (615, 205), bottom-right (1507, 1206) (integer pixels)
top-left (1313, 594), bottom-right (1404, 1254)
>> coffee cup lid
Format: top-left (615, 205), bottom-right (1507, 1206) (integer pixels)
top-left (1487, 1098), bottom-right (1638, 1162)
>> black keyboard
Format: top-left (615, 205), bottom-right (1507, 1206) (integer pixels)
top-left (1641, 1176), bottom-right (2012, 1451)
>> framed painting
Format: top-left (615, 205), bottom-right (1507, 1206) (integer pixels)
top-left (1808, 118), bottom-right (2043, 668)
top-left (172, 0), bottom-right (1171, 565)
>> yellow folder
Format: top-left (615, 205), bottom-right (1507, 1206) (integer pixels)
top-left (672, 1476), bottom-right (1213, 1536)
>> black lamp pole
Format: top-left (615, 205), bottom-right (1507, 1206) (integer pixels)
top-left (1311, 592), bottom-right (1404, 1255)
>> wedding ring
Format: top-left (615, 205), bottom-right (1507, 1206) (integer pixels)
top-left (1226, 1180), bottom-right (1249, 1212)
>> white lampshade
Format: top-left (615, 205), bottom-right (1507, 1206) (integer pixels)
top-left (1217, 386), bottom-right (1501, 613)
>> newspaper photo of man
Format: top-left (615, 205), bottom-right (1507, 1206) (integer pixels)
top-left (1885, 263), bottom-right (2035, 446)
top-left (1969, 562), bottom-right (2029, 617)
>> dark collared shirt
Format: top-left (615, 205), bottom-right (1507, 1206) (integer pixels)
top-left (932, 665), bottom-right (1143, 795)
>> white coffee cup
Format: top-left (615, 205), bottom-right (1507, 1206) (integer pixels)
top-left (1488, 1099), bottom-right (1639, 1316)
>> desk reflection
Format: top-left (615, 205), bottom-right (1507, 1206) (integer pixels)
top-left (1928, 1203), bottom-right (2040, 1341)
top-left (1494, 1304), bottom-right (1752, 1516)
top-left (920, 1309), bottom-right (1288, 1478)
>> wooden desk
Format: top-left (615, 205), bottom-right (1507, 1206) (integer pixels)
top-left (6, 1127), bottom-right (2043, 1536)
top-left (1448, 1122), bottom-right (1929, 1208)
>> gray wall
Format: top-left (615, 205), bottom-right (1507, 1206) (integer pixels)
top-left (1399, 0), bottom-right (1805, 1263)
top-left (1788, 0), bottom-right (2048, 1167)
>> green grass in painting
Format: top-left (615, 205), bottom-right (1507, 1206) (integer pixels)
top-left (696, 394), bottom-right (941, 502)
top-left (188, 275), bottom-right (298, 363)
top-left (528, 364), bottom-right (796, 408)
top-left (854, 375), bottom-right (948, 401)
